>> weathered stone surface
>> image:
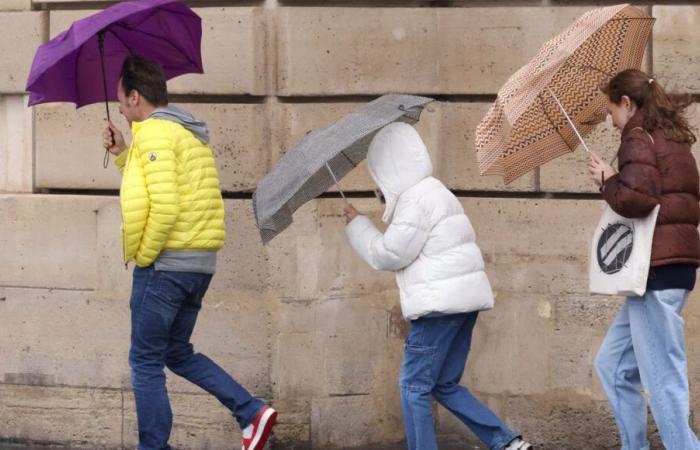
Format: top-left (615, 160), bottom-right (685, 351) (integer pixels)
top-left (122, 390), bottom-right (244, 450)
top-left (34, 103), bottom-right (124, 190)
top-left (0, 194), bottom-right (107, 290)
top-left (541, 104), bottom-right (700, 193)
top-left (466, 292), bottom-right (551, 396)
top-left (168, 7), bottom-right (268, 96)
top-left (0, 95), bottom-right (33, 193)
top-left (319, 297), bottom-right (387, 395)
top-left (0, 287), bottom-right (129, 390)
top-left (277, 7), bottom-right (590, 95)
top-left (0, 384), bottom-right (122, 449)
top-left (34, 103), bottom-right (269, 192)
top-left (0, 11), bottom-right (46, 93)
top-left (653, 6), bottom-right (700, 93)
top-left (0, 0), bottom-right (31, 11)
top-left (0, 11), bottom-right (48, 94)
top-left (463, 197), bottom-right (603, 295)
top-left (311, 395), bottom-right (404, 449)
top-left (2, 167), bottom-right (700, 450)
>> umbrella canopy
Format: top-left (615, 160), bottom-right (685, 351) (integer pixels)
top-left (26, 0), bottom-right (203, 108)
top-left (253, 94), bottom-right (434, 245)
top-left (475, 3), bottom-right (655, 184)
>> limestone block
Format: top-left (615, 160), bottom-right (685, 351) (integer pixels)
top-left (34, 103), bottom-right (269, 191)
top-left (0, 384), bottom-right (122, 448)
top-left (462, 197), bottom-right (603, 295)
top-left (318, 297), bottom-right (387, 395)
top-left (277, 7), bottom-right (590, 95)
top-left (0, 287), bottom-right (129, 389)
top-left (0, 11), bottom-right (46, 93)
top-left (122, 391), bottom-right (242, 450)
top-left (0, 95), bottom-right (33, 192)
top-left (273, 332), bottom-right (325, 399)
top-left (500, 393), bottom-right (624, 449)
top-left (653, 6), bottom-right (700, 93)
top-left (541, 104), bottom-right (700, 192)
top-left (466, 292), bottom-right (551, 396)
top-left (0, 0), bottom-right (30, 11)
top-left (0, 194), bottom-right (110, 290)
top-left (310, 395), bottom-right (404, 449)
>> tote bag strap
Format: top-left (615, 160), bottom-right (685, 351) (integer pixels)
top-left (611, 127), bottom-right (655, 166)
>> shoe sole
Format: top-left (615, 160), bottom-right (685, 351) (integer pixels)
top-left (248, 407), bottom-right (277, 450)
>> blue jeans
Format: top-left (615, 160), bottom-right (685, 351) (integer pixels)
top-left (400, 312), bottom-right (519, 450)
top-left (595, 289), bottom-right (700, 450)
top-left (129, 266), bottom-right (264, 450)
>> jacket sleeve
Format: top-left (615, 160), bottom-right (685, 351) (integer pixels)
top-left (134, 132), bottom-right (180, 266)
top-left (345, 207), bottom-right (430, 272)
top-left (602, 131), bottom-right (661, 218)
top-left (114, 149), bottom-right (128, 175)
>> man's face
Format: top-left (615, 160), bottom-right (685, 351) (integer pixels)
top-left (117, 78), bottom-right (136, 123)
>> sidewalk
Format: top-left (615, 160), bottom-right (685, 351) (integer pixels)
top-left (0, 443), bottom-right (481, 450)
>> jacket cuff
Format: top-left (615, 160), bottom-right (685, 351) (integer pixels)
top-left (345, 215), bottom-right (373, 237)
top-left (601, 173), bottom-right (619, 196)
top-left (114, 150), bottom-right (128, 171)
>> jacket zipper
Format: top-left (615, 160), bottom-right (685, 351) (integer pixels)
top-left (121, 147), bottom-right (132, 269)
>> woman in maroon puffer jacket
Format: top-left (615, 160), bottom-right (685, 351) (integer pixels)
top-left (589, 69), bottom-right (700, 450)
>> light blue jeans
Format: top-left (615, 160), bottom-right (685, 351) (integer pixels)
top-left (594, 289), bottom-right (700, 450)
top-left (400, 312), bottom-right (519, 450)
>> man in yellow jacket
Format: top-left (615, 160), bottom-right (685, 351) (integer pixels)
top-left (103, 55), bottom-right (276, 450)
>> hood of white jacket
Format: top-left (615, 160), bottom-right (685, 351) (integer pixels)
top-left (367, 122), bottom-right (433, 223)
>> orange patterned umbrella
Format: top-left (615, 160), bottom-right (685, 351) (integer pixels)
top-left (475, 4), bottom-right (654, 184)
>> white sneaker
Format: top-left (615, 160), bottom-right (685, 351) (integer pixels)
top-left (505, 438), bottom-right (533, 450)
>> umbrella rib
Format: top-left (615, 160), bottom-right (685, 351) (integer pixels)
top-left (105, 27), bottom-right (133, 56)
top-left (339, 150), bottom-right (356, 167)
top-left (538, 91), bottom-right (574, 152)
top-left (129, 3), bottom-right (199, 28)
top-left (112, 21), bottom-right (200, 72)
top-left (73, 42), bottom-right (85, 105)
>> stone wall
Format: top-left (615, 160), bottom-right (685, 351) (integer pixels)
top-left (0, 1), bottom-right (699, 449)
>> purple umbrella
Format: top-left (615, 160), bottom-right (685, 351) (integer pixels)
top-left (25, 0), bottom-right (203, 166)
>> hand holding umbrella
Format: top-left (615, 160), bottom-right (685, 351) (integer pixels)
top-left (253, 94), bottom-right (434, 244)
top-left (475, 4), bottom-right (654, 184)
top-left (102, 121), bottom-right (127, 157)
top-left (26, 0), bottom-right (204, 168)
top-left (587, 150), bottom-right (617, 187)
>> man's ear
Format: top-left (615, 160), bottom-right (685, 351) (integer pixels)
top-left (128, 90), bottom-right (139, 107)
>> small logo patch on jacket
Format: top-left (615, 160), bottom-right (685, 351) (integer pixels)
top-left (149, 152), bottom-right (157, 161)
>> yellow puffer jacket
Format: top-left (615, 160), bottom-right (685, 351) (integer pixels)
top-left (115, 118), bottom-right (226, 267)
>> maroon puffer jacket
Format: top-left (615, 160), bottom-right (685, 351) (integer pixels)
top-left (602, 112), bottom-right (700, 267)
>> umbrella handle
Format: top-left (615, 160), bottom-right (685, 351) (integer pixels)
top-left (325, 162), bottom-right (348, 205)
top-left (545, 87), bottom-right (591, 153)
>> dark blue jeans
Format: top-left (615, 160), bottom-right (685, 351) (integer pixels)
top-left (129, 266), bottom-right (264, 450)
top-left (400, 312), bottom-right (519, 450)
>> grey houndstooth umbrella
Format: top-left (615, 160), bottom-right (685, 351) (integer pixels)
top-left (253, 94), bottom-right (434, 245)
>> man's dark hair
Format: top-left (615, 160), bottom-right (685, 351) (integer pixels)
top-left (120, 55), bottom-right (168, 106)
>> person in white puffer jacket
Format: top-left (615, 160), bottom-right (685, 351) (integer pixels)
top-left (344, 122), bottom-right (533, 450)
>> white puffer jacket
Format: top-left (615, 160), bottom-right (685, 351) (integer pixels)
top-left (346, 122), bottom-right (494, 320)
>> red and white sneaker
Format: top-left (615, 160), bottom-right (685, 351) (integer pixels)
top-left (242, 405), bottom-right (277, 450)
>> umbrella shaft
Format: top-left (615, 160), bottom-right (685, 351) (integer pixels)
top-left (546, 87), bottom-right (590, 153)
top-left (98, 31), bottom-right (111, 122)
top-left (325, 162), bottom-right (348, 204)
top-left (98, 31), bottom-right (111, 168)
